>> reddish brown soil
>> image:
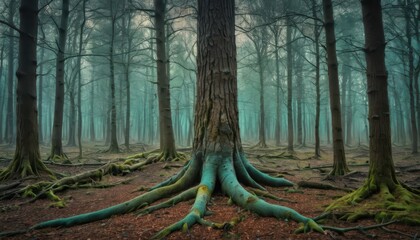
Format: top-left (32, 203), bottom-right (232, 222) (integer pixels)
top-left (0, 143), bottom-right (419, 239)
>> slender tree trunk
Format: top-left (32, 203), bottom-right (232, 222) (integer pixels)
top-left (1, 0), bottom-right (50, 180)
top-left (258, 56), bottom-right (267, 148)
top-left (404, 0), bottom-right (418, 153)
top-left (76, 0), bottom-right (86, 158)
top-left (155, 0), bottom-right (177, 159)
top-left (37, 35), bottom-right (45, 144)
top-left (346, 70), bottom-right (353, 145)
top-left (67, 86), bottom-right (76, 146)
top-left (107, 2), bottom-right (119, 153)
top-left (0, 45), bottom-right (4, 144)
top-left (5, 0), bottom-right (16, 144)
top-left (313, 0), bottom-right (321, 157)
top-left (323, 0), bottom-right (349, 176)
top-left (50, 0), bottom-right (69, 161)
top-left (122, 4), bottom-right (132, 151)
top-left (341, 62), bottom-right (348, 143)
top-left (286, 19), bottom-right (294, 152)
top-left (296, 50), bottom-right (303, 145)
top-left (90, 76), bottom-right (95, 142)
top-left (274, 33), bottom-right (281, 146)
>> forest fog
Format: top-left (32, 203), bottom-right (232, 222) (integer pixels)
top-left (0, 0), bottom-right (418, 153)
top-left (0, 0), bottom-right (419, 239)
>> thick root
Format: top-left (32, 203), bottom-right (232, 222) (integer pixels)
top-left (240, 153), bottom-right (294, 187)
top-left (219, 156), bottom-right (324, 233)
top-left (48, 154), bottom-right (71, 164)
top-left (326, 181), bottom-right (420, 225)
top-left (0, 157), bottom-right (53, 181)
top-left (136, 186), bottom-right (198, 216)
top-left (2, 152), bottom-right (324, 239)
top-left (152, 155), bottom-right (218, 239)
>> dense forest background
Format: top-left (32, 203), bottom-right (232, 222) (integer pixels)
top-left (0, 0), bottom-right (418, 153)
top-left (0, 0), bottom-right (419, 239)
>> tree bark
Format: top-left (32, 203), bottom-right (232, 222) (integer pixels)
top-left (107, 0), bottom-right (119, 153)
top-left (1, 0), bottom-right (50, 180)
top-left (361, 0), bottom-right (397, 195)
top-left (322, 0), bottom-right (349, 176)
top-left (37, 30), bottom-right (45, 144)
top-left (90, 75), bottom-right (95, 142)
top-left (154, 0), bottom-right (177, 159)
top-left (5, 0), bottom-right (16, 144)
top-left (274, 31), bottom-right (281, 147)
top-left (403, 0), bottom-right (418, 153)
top-left (257, 52), bottom-right (267, 148)
top-left (313, 0), bottom-right (321, 158)
top-left (286, 18), bottom-right (294, 152)
top-left (77, 0), bottom-right (87, 157)
top-left (0, 45), bottom-right (4, 144)
top-left (50, 0), bottom-right (70, 161)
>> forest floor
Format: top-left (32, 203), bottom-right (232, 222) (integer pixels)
top-left (0, 142), bottom-right (419, 239)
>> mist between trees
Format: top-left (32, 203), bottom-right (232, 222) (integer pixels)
top-left (0, 0), bottom-right (418, 153)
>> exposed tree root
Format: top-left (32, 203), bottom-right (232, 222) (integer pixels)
top-left (0, 159), bottom-right (150, 205)
top-left (326, 181), bottom-right (420, 225)
top-left (0, 152), bottom-right (325, 239)
top-left (47, 153), bottom-right (71, 164)
top-left (0, 156), bottom-right (53, 181)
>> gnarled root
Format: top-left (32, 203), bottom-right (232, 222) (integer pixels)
top-left (1, 152), bottom-right (324, 239)
top-left (326, 180), bottom-right (420, 225)
top-left (0, 156), bottom-right (53, 181)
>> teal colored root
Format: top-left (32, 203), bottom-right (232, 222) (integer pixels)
top-left (32, 156), bottom-right (202, 230)
top-left (136, 186), bottom-right (198, 216)
top-left (233, 151), bottom-right (266, 190)
top-left (149, 160), bottom-right (191, 191)
top-left (153, 155), bottom-right (218, 239)
top-left (241, 153), bottom-right (294, 187)
top-left (219, 156), bottom-right (324, 233)
top-left (6, 150), bottom-right (320, 239)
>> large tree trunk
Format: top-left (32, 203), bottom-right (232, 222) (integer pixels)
top-left (50, 0), bottom-right (69, 161)
top-left (5, 0), bottom-right (16, 144)
top-left (22, 0), bottom-right (324, 236)
top-left (313, 0), bottom-right (321, 158)
top-left (322, 0), bottom-right (349, 176)
top-left (0, 0), bottom-right (50, 180)
top-left (327, 0), bottom-right (419, 224)
top-left (154, 0), bottom-right (177, 160)
top-left (286, 19), bottom-right (294, 152)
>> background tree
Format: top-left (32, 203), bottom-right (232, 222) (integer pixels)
top-left (5, 0), bottom-right (16, 144)
top-left (153, 0), bottom-right (181, 160)
top-left (327, 0), bottom-right (420, 224)
top-left (49, 0), bottom-right (70, 161)
top-left (0, 0), bottom-right (51, 180)
top-left (322, 0), bottom-right (348, 176)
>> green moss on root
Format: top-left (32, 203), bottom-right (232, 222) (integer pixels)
top-left (326, 181), bottom-right (420, 225)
